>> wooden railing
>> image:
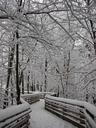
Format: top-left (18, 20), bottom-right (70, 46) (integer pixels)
top-left (0, 98), bottom-right (31, 128)
top-left (45, 95), bottom-right (96, 128)
top-left (21, 92), bottom-right (57, 104)
top-left (0, 92), bottom-right (57, 128)
top-left (21, 93), bottom-right (40, 104)
top-left (36, 92), bottom-right (57, 99)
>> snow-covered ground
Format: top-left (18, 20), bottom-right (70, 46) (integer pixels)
top-left (29, 99), bottom-right (76, 128)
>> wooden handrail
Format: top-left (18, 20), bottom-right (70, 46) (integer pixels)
top-left (0, 91), bottom-right (57, 128)
top-left (21, 92), bottom-right (57, 104)
top-left (21, 93), bottom-right (40, 104)
top-left (0, 99), bottom-right (31, 128)
top-left (45, 95), bottom-right (96, 128)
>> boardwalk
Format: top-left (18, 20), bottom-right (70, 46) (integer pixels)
top-left (29, 99), bottom-right (76, 128)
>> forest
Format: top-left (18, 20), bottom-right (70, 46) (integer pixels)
top-left (0, 0), bottom-right (96, 107)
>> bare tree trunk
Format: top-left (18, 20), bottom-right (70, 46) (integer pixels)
top-left (56, 63), bottom-right (65, 97)
top-left (21, 71), bottom-right (24, 94)
top-left (27, 71), bottom-right (30, 94)
top-left (89, 19), bottom-right (96, 54)
top-left (87, 0), bottom-right (96, 54)
top-left (6, 46), bottom-right (15, 89)
top-left (4, 38), bottom-right (15, 108)
top-left (15, 0), bottom-right (23, 105)
top-left (65, 51), bottom-right (70, 98)
top-left (44, 58), bottom-right (48, 92)
top-left (15, 30), bottom-right (21, 104)
top-left (60, 76), bottom-right (65, 97)
top-left (33, 74), bottom-right (36, 91)
top-left (21, 49), bottom-right (24, 94)
top-left (40, 82), bottom-right (43, 92)
top-left (11, 76), bottom-right (14, 105)
top-left (57, 85), bottom-right (59, 97)
top-left (31, 81), bottom-right (34, 91)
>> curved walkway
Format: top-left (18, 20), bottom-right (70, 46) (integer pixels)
top-left (29, 99), bottom-right (76, 128)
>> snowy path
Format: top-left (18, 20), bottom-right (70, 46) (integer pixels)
top-left (29, 99), bottom-right (76, 128)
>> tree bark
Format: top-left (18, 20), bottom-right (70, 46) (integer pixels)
top-left (44, 58), bottom-right (48, 92)
top-left (4, 37), bottom-right (15, 108)
top-left (6, 45), bottom-right (15, 89)
top-left (15, 0), bottom-right (23, 105)
top-left (21, 48), bottom-right (24, 94)
top-left (87, 0), bottom-right (96, 54)
top-left (27, 71), bottom-right (30, 94)
top-left (21, 71), bottom-right (24, 94)
top-left (16, 30), bottom-right (21, 104)
top-left (65, 51), bottom-right (70, 98)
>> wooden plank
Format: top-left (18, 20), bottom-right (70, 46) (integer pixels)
top-left (45, 102), bottom-right (85, 124)
top-left (45, 100), bottom-right (84, 116)
top-left (45, 100), bottom-right (85, 119)
top-left (45, 106), bottom-right (86, 128)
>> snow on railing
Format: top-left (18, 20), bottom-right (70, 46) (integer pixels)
top-left (0, 98), bottom-right (31, 128)
top-left (21, 92), bottom-right (57, 104)
top-left (21, 93), bottom-right (40, 104)
top-left (0, 90), bottom-right (57, 128)
top-left (45, 95), bottom-right (96, 128)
